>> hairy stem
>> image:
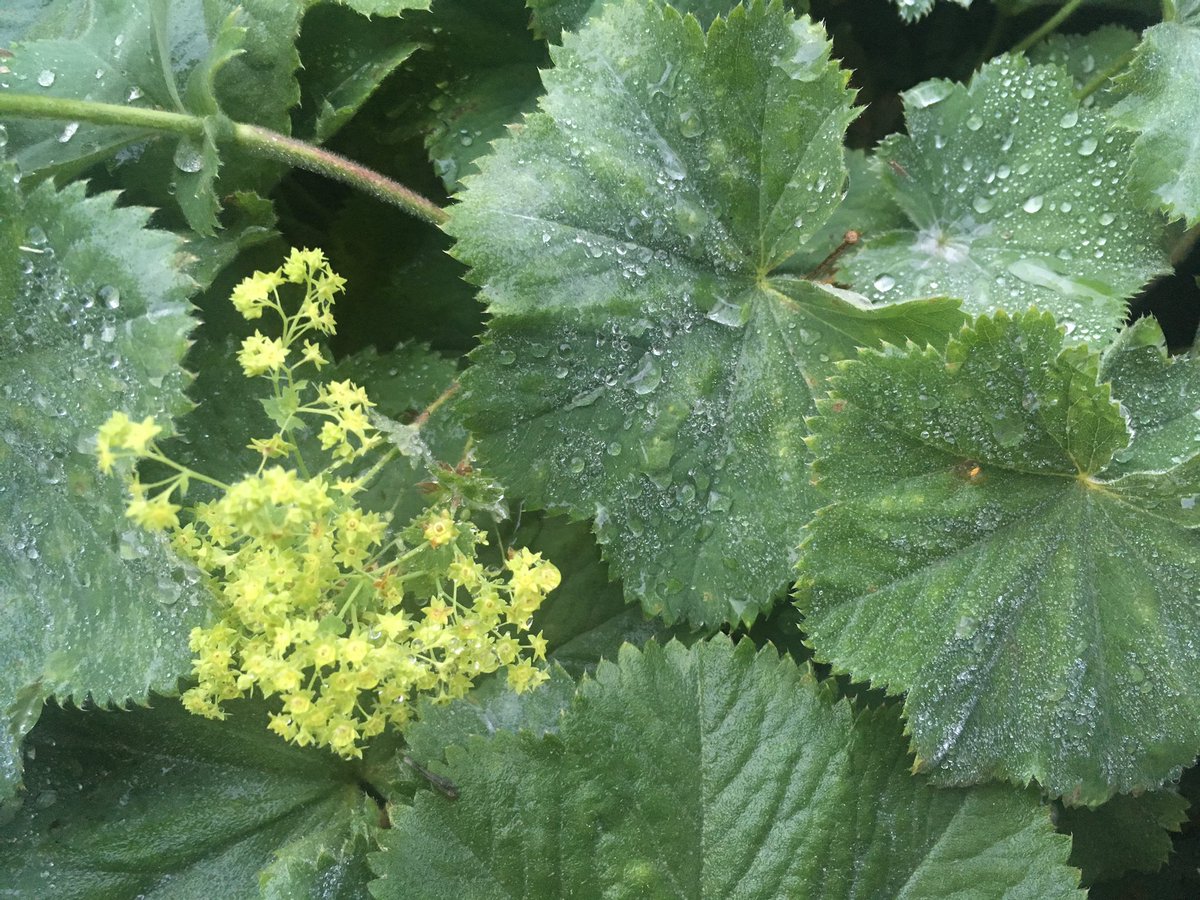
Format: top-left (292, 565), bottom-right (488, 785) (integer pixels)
top-left (0, 93), bottom-right (448, 226)
top-left (1011, 0), bottom-right (1086, 55)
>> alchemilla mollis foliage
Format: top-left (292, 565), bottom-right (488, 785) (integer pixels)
top-left (1, 0), bottom-right (1200, 895)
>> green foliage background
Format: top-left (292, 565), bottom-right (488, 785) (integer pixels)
top-left (3, 0), bottom-right (1200, 895)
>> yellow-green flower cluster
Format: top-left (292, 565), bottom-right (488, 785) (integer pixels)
top-left (95, 250), bottom-right (560, 759)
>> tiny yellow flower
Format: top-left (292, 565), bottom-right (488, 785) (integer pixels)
top-left (423, 509), bottom-right (458, 547)
top-left (237, 332), bottom-right (288, 377)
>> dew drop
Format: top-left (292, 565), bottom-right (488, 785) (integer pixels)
top-left (98, 285), bottom-right (120, 309)
top-left (1022, 195), bottom-right (1044, 214)
top-left (1058, 110), bottom-right (1079, 129)
top-left (172, 140), bottom-right (205, 174)
top-left (873, 274), bottom-right (896, 293)
top-left (972, 195), bottom-right (994, 214)
top-left (1077, 137), bottom-right (1097, 157)
top-left (57, 122), bottom-right (79, 143)
top-left (1098, 212), bottom-right (1115, 226)
top-left (965, 115), bottom-right (983, 131)
top-left (37, 69), bottom-right (56, 87)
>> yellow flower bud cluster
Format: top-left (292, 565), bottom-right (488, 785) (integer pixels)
top-left (96, 251), bottom-right (560, 759)
top-left (176, 496), bottom-right (558, 758)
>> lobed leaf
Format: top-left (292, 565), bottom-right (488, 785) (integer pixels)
top-left (1027, 27), bottom-right (1139, 109)
top-left (455, 0), bottom-right (965, 627)
top-left (1110, 15), bottom-right (1200, 226)
top-left (0, 166), bottom-right (203, 798)
top-left (798, 310), bottom-right (1200, 804)
top-left (1057, 789), bottom-right (1189, 886)
top-left (843, 56), bottom-right (1169, 347)
top-left (371, 637), bottom-right (1082, 898)
top-left (0, 0), bottom-right (304, 232)
top-left (0, 701), bottom-right (377, 897)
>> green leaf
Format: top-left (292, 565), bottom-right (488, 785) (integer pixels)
top-left (1057, 789), bottom-right (1189, 885)
top-left (336, 0), bottom-right (431, 15)
top-left (843, 56), bottom-right (1169, 347)
top-left (1099, 315), bottom-right (1200, 476)
top-left (0, 169), bottom-right (203, 798)
top-left (512, 515), bottom-right (686, 675)
top-left (371, 638), bottom-right (1082, 898)
top-left (528, 0), bottom-right (745, 43)
top-left (0, 700), bottom-right (378, 898)
top-left (797, 310), bottom-right (1200, 804)
top-left (889, 0), bottom-right (971, 23)
top-left (455, 0), bottom-right (966, 627)
top-left (776, 147), bottom-right (907, 277)
top-left (1110, 19), bottom-right (1200, 226)
top-left (0, 0), bottom-right (303, 228)
top-left (388, 0), bottom-right (548, 195)
top-left (294, 4), bottom-right (419, 143)
top-left (402, 668), bottom-right (577, 768)
top-left (1026, 27), bottom-right (1139, 108)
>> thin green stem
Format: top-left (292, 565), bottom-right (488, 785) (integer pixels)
top-left (143, 450), bottom-right (232, 491)
top-left (1011, 0), bottom-right (1086, 55)
top-left (1077, 48), bottom-right (1137, 101)
top-left (0, 93), bottom-right (448, 226)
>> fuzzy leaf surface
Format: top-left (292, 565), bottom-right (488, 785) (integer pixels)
top-left (0, 701), bottom-right (377, 898)
top-left (455, 0), bottom-right (965, 626)
top-left (844, 56), bottom-right (1168, 347)
top-left (528, 0), bottom-right (741, 42)
top-left (372, 638), bottom-right (1081, 899)
top-left (1110, 18), bottom-right (1200, 226)
top-left (1099, 316), bottom-right (1200, 476)
top-left (0, 170), bottom-right (204, 798)
top-left (798, 311), bottom-right (1200, 804)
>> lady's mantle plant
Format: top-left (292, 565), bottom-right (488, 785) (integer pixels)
top-left (3, 0), bottom-right (1200, 895)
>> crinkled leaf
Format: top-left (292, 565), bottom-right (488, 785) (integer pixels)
top-left (798, 310), bottom-right (1200, 804)
top-left (843, 56), bottom-right (1169, 347)
top-left (1099, 315), bottom-right (1200, 476)
top-left (1057, 789), bottom-right (1189, 886)
top-left (0, 701), bottom-right (378, 898)
top-left (371, 638), bottom-right (1081, 899)
top-left (455, 0), bottom-right (965, 627)
top-left (1027, 27), bottom-right (1139, 109)
top-left (0, 169), bottom-right (203, 798)
top-left (294, 4), bottom-right (418, 143)
top-left (1110, 19), bottom-right (1200, 226)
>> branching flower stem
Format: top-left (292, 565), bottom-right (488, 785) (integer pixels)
top-left (0, 93), bottom-right (448, 226)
